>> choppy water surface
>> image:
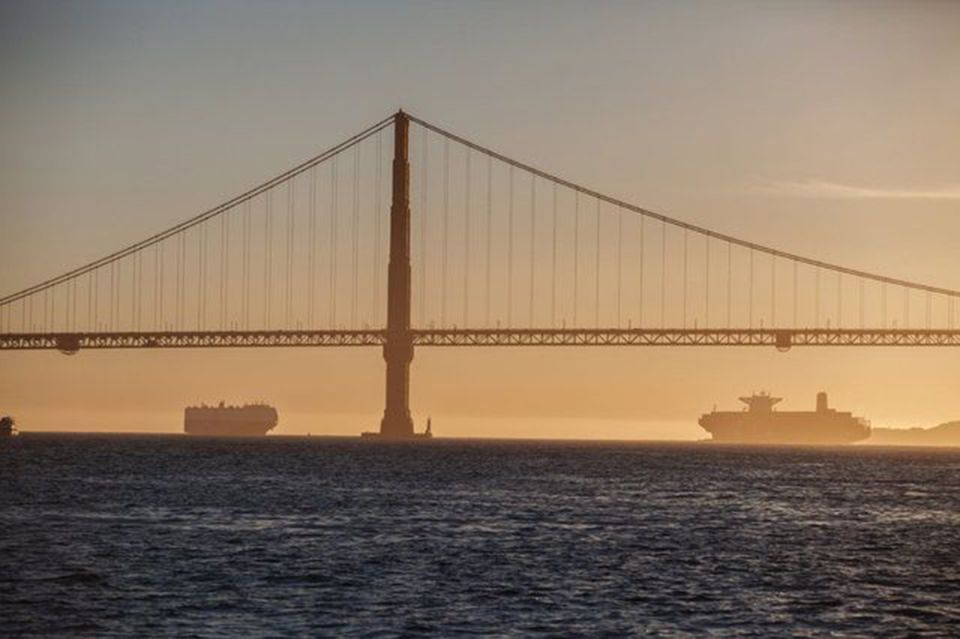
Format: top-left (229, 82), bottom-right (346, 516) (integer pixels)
top-left (2, 435), bottom-right (959, 636)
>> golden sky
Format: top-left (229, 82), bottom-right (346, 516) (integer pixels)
top-left (1, 1), bottom-right (958, 437)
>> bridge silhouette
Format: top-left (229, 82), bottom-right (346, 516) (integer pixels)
top-left (2, 111), bottom-right (958, 437)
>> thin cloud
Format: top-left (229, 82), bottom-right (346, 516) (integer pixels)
top-left (758, 180), bottom-right (960, 200)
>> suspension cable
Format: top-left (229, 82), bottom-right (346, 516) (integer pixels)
top-left (409, 114), bottom-right (960, 299)
top-left (1, 115), bottom-right (394, 307)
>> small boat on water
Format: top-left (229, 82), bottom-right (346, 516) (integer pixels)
top-left (1, 415), bottom-right (18, 437)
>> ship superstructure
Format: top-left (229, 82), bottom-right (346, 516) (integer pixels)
top-left (698, 392), bottom-right (870, 444)
top-left (184, 402), bottom-right (278, 436)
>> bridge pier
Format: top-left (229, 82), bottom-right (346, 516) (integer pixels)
top-left (376, 111), bottom-right (418, 439)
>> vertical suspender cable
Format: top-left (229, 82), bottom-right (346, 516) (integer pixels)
top-left (682, 228), bottom-right (688, 328)
top-left (594, 198), bottom-right (601, 328)
top-left (551, 182), bottom-right (558, 328)
top-left (881, 282), bottom-right (887, 329)
top-left (179, 233), bottom-right (186, 330)
top-left (244, 200), bottom-right (251, 329)
top-left (638, 215), bottom-right (645, 328)
top-left (225, 216), bottom-right (231, 328)
top-left (200, 225), bottom-right (208, 328)
top-left (420, 128), bottom-right (429, 325)
top-left (573, 191), bottom-right (579, 326)
top-left (860, 277), bottom-right (865, 329)
top-left (220, 215), bottom-right (227, 329)
top-left (48, 282), bottom-right (56, 331)
top-left (329, 159), bottom-right (338, 328)
top-left (748, 249), bottom-right (754, 329)
top-left (136, 250), bottom-right (142, 330)
top-left (704, 236), bottom-right (710, 328)
top-left (266, 191), bottom-right (274, 328)
top-left (200, 222), bottom-right (207, 329)
top-left (793, 261), bottom-right (798, 327)
top-left (197, 226), bottom-right (204, 329)
top-left (814, 266), bottom-right (820, 329)
top-left (352, 146), bottom-right (360, 328)
top-left (617, 207), bottom-right (623, 328)
top-left (836, 272), bottom-right (842, 329)
top-left (114, 257), bottom-right (120, 330)
top-left (660, 221), bottom-right (666, 329)
top-left (109, 261), bottom-right (116, 331)
top-left (770, 255), bottom-right (776, 327)
top-left (182, 233), bottom-right (188, 329)
top-left (156, 245), bottom-right (163, 330)
top-left (130, 254), bottom-right (137, 331)
top-left (373, 132), bottom-right (382, 325)
top-left (506, 164), bottom-right (513, 326)
top-left (117, 258), bottom-right (123, 330)
top-left (529, 175), bottom-right (536, 328)
top-left (485, 154), bottom-right (492, 327)
top-left (307, 169), bottom-right (317, 327)
top-left (727, 242), bottom-right (732, 328)
top-left (464, 149), bottom-right (472, 326)
top-left (903, 288), bottom-right (910, 329)
top-left (441, 138), bottom-right (450, 326)
top-left (287, 180), bottom-right (296, 327)
top-left (153, 246), bottom-right (159, 330)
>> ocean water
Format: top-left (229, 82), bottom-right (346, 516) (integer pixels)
top-left (2, 435), bottom-right (959, 636)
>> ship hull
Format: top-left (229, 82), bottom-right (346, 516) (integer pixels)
top-left (699, 413), bottom-right (869, 445)
top-left (184, 421), bottom-right (275, 437)
top-left (184, 404), bottom-right (277, 437)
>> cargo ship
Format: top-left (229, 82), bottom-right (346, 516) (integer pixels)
top-left (184, 402), bottom-right (278, 436)
top-left (698, 392), bottom-right (870, 445)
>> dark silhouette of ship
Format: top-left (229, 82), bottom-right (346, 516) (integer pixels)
top-left (1, 415), bottom-right (17, 437)
top-left (699, 392), bottom-right (870, 444)
top-left (184, 402), bottom-right (278, 437)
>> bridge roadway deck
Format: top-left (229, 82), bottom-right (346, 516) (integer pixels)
top-left (1, 328), bottom-right (959, 351)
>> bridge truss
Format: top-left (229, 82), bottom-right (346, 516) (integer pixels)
top-left (2, 328), bottom-right (957, 352)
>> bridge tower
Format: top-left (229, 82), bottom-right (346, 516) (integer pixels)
top-left (379, 110), bottom-right (416, 438)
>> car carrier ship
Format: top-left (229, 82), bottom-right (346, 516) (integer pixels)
top-left (184, 402), bottom-right (278, 436)
top-left (698, 392), bottom-right (870, 445)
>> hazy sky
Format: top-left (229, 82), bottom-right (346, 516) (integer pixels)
top-left (1, 1), bottom-right (958, 437)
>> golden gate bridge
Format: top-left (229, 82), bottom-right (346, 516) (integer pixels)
top-left (1, 111), bottom-right (958, 437)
